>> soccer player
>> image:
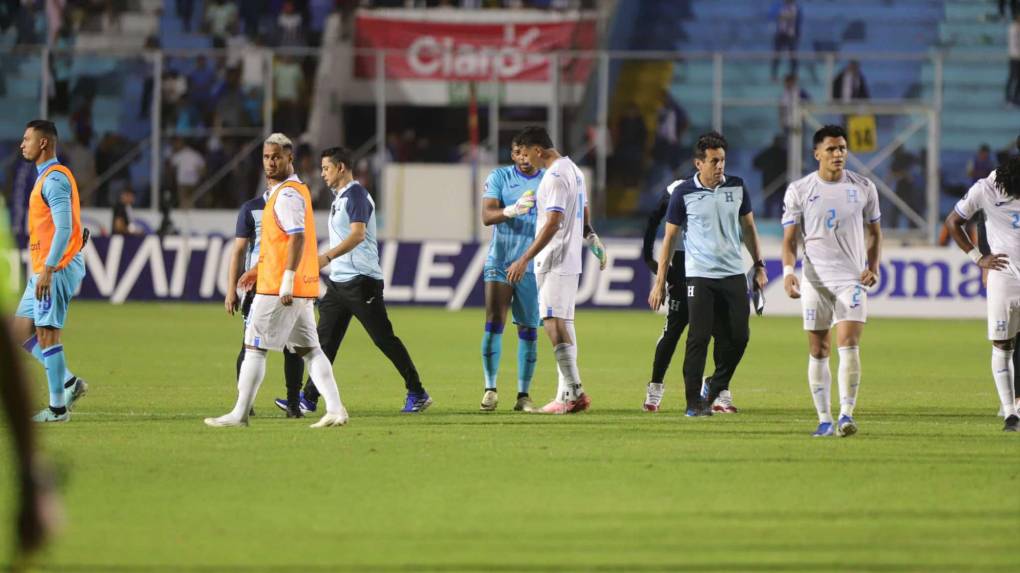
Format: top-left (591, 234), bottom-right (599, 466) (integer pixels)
top-left (507, 126), bottom-right (606, 414)
top-left (641, 179), bottom-right (738, 413)
top-left (781, 125), bottom-right (882, 437)
top-left (225, 186), bottom-right (305, 418)
top-left (648, 131), bottom-right (767, 417)
top-left (945, 154), bottom-right (1020, 432)
top-left (0, 195), bottom-right (63, 561)
top-left (13, 120), bottom-right (89, 423)
top-left (275, 146), bottom-right (432, 414)
top-left (205, 133), bottom-right (347, 428)
top-left (478, 136), bottom-right (543, 412)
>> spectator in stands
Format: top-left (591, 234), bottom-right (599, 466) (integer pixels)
top-left (652, 89), bottom-right (688, 171)
top-left (139, 36), bottom-right (160, 120)
top-left (770, 0), bottom-right (801, 81)
top-left (611, 102), bottom-right (648, 187)
top-left (177, 0), bottom-right (195, 32)
top-left (204, 0), bottom-right (239, 42)
top-left (160, 69), bottom-right (188, 128)
top-left (1008, 14), bottom-right (1020, 106)
top-left (1001, 0), bottom-right (1019, 19)
top-left (779, 73), bottom-right (809, 132)
top-left (240, 0), bottom-right (263, 38)
top-left (111, 187), bottom-right (138, 235)
top-left (188, 55), bottom-right (219, 121)
top-left (64, 128), bottom-right (97, 205)
top-left (276, 0), bottom-right (306, 47)
top-left (832, 60), bottom-right (870, 102)
top-left (167, 138), bottom-right (206, 210)
top-left (890, 147), bottom-right (920, 229)
top-left (752, 134), bottom-right (788, 218)
top-left (214, 68), bottom-right (252, 128)
top-left (273, 55), bottom-right (305, 134)
top-left (968, 144), bottom-right (996, 183)
top-left (95, 132), bottom-right (133, 207)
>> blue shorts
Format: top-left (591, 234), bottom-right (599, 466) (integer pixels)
top-left (16, 255), bottom-right (86, 329)
top-left (483, 266), bottom-right (540, 328)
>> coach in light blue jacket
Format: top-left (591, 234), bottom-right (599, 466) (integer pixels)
top-left (280, 146), bottom-right (432, 414)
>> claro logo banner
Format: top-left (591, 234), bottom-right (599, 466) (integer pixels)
top-left (0, 237), bottom-right (990, 318)
top-left (353, 10), bottom-right (596, 82)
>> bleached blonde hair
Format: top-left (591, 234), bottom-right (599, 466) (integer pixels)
top-left (264, 132), bottom-right (293, 152)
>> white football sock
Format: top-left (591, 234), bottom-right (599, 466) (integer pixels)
top-left (837, 346), bottom-right (861, 418)
top-left (554, 343), bottom-right (582, 402)
top-left (305, 348), bottom-right (343, 415)
top-left (808, 355), bottom-right (833, 423)
top-left (231, 349), bottom-right (266, 419)
top-left (991, 347), bottom-right (1018, 418)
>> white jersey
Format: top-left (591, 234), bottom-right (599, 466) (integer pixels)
top-left (955, 171), bottom-right (1020, 280)
top-left (535, 156), bottom-right (585, 275)
top-left (270, 174), bottom-right (306, 235)
top-left (782, 170), bottom-right (881, 287)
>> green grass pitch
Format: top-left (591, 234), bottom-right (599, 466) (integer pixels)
top-left (0, 302), bottom-right (1016, 572)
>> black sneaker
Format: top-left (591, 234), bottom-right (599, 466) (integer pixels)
top-left (286, 402), bottom-right (304, 418)
top-left (1004, 415), bottom-right (1019, 432)
top-left (249, 407), bottom-right (256, 417)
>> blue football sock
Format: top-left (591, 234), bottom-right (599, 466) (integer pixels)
top-left (481, 322), bottom-right (504, 390)
top-left (42, 344), bottom-right (68, 408)
top-left (23, 335), bottom-right (76, 384)
top-left (518, 327), bottom-right (538, 395)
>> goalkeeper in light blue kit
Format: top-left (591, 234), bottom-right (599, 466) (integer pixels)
top-left (478, 133), bottom-right (606, 412)
top-left (479, 136), bottom-right (544, 412)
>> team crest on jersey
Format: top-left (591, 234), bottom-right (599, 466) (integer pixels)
top-left (724, 191), bottom-right (734, 203)
top-left (846, 188), bottom-right (859, 203)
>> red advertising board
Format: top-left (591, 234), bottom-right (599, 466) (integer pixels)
top-left (354, 11), bottom-right (596, 82)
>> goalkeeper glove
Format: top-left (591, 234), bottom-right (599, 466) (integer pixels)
top-left (502, 191), bottom-right (535, 218)
top-left (585, 232), bottom-right (607, 270)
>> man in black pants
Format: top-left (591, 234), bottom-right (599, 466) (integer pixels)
top-left (224, 160), bottom-right (304, 418)
top-left (275, 146), bottom-right (432, 414)
top-left (648, 132), bottom-right (767, 416)
top-left (641, 178), bottom-right (740, 413)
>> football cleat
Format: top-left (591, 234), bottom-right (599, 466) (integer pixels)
top-left (402, 391), bottom-right (432, 413)
top-left (286, 402), bottom-right (304, 418)
top-left (1004, 415), bottom-right (1019, 432)
top-left (32, 408), bottom-right (70, 423)
top-left (643, 382), bottom-right (664, 412)
top-left (711, 389), bottom-right (738, 414)
top-left (566, 393), bottom-right (591, 414)
top-left (277, 391), bottom-right (317, 414)
top-left (513, 396), bottom-right (536, 412)
top-left (684, 403), bottom-right (713, 417)
top-left (310, 407), bottom-right (349, 428)
top-left (812, 422), bottom-right (834, 437)
top-left (203, 414), bottom-right (248, 428)
top-left (699, 377), bottom-right (711, 400)
top-left (65, 378), bottom-right (88, 411)
top-left (538, 399), bottom-right (570, 414)
top-left (835, 415), bottom-right (857, 437)
top-left (480, 390), bottom-right (499, 411)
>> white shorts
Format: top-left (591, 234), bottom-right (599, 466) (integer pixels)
top-left (801, 281), bottom-right (867, 331)
top-left (537, 272), bottom-right (579, 321)
top-left (986, 270), bottom-right (1020, 341)
top-left (243, 295), bottom-right (320, 351)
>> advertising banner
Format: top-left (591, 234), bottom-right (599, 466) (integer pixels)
top-left (354, 10), bottom-right (596, 82)
top-left (1, 236), bottom-right (988, 318)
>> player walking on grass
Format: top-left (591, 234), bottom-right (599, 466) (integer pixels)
top-left (781, 125), bottom-right (882, 438)
top-left (225, 183), bottom-right (305, 419)
top-left (205, 133), bottom-right (347, 428)
top-left (641, 178), bottom-right (739, 414)
top-left (13, 120), bottom-right (89, 423)
top-left (945, 154), bottom-right (1020, 432)
top-left (507, 126), bottom-right (606, 414)
top-left (275, 146), bottom-right (432, 414)
top-left (1, 195), bottom-right (63, 564)
top-left (649, 132), bottom-right (766, 417)
top-left (478, 136), bottom-right (543, 412)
